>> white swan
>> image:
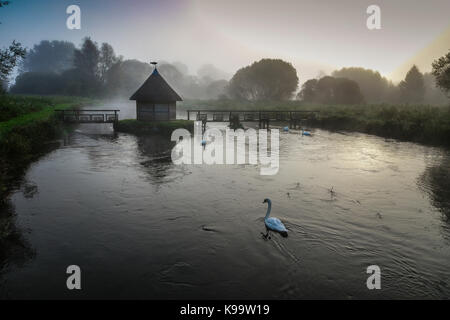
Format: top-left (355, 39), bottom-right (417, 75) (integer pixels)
top-left (263, 198), bottom-right (288, 237)
top-left (301, 129), bottom-right (312, 136)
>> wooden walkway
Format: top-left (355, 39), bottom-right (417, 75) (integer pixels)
top-left (55, 109), bottom-right (120, 128)
top-left (186, 109), bottom-right (319, 129)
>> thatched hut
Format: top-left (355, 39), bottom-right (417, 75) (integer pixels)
top-left (130, 64), bottom-right (182, 121)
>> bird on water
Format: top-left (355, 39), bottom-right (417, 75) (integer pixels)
top-left (262, 198), bottom-right (288, 238)
top-left (301, 129), bottom-right (312, 136)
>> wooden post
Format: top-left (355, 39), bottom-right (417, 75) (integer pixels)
top-left (289, 112), bottom-right (292, 129)
top-left (113, 110), bottom-right (118, 131)
top-left (187, 110), bottom-right (190, 120)
top-left (259, 111), bottom-right (261, 129)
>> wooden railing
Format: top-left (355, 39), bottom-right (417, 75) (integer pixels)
top-left (55, 109), bottom-right (120, 124)
top-left (186, 110), bottom-right (319, 122)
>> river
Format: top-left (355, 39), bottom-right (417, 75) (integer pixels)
top-left (0, 104), bottom-right (449, 299)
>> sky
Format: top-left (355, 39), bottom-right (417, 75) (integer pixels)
top-left (1, 0), bottom-right (450, 83)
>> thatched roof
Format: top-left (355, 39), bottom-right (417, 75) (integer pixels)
top-left (130, 69), bottom-right (182, 102)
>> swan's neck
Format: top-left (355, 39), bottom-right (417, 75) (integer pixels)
top-left (265, 201), bottom-right (272, 219)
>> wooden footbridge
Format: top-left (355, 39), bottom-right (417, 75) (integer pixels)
top-left (55, 109), bottom-right (120, 129)
top-left (186, 109), bottom-right (319, 130)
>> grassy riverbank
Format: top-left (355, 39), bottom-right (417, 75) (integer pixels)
top-left (0, 95), bottom-right (93, 155)
top-left (181, 100), bottom-right (450, 147)
top-left (309, 104), bottom-right (450, 146)
top-left (116, 119), bottom-right (194, 136)
top-left (0, 95), bottom-right (93, 207)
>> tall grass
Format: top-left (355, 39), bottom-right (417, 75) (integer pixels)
top-left (181, 100), bottom-right (450, 146)
top-left (0, 95), bottom-right (93, 122)
top-left (309, 104), bottom-right (450, 146)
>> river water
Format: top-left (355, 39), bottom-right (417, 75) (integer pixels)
top-left (0, 104), bottom-right (449, 299)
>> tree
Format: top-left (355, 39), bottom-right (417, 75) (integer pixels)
top-left (205, 79), bottom-right (228, 99)
top-left (20, 40), bottom-right (75, 74)
top-left (384, 81), bottom-right (401, 104)
top-left (10, 71), bottom-right (63, 95)
top-left (0, 40), bottom-right (26, 83)
top-left (158, 62), bottom-right (191, 96)
top-left (228, 58), bottom-right (298, 101)
top-left (99, 42), bottom-right (118, 83)
top-left (332, 67), bottom-right (389, 103)
top-left (104, 59), bottom-right (228, 100)
top-left (104, 59), bottom-right (151, 97)
top-left (298, 76), bottom-right (364, 104)
top-left (399, 65), bottom-right (425, 104)
top-left (297, 79), bottom-right (318, 102)
top-left (316, 76), bottom-right (336, 103)
top-left (333, 77), bottom-right (365, 104)
top-left (423, 72), bottom-right (449, 105)
top-left (197, 64), bottom-right (228, 81)
top-left (74, 37), bottom-right (100, 77)
top-left (72, 37), bottom-right (101, 96)
top-left (0, 1), bottom-right (25, 90)
top-left (158, 62), bottom-right (223, 99)
top-left (432, 50), bottom-right (450, 97)
top-left (159, 63), bottom-right (185, 84)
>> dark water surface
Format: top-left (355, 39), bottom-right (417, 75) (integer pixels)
top-left (1, 109), bottom-right (450, 299)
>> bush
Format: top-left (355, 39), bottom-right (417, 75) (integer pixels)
top-left (0, 95), bottom-right (53, 122)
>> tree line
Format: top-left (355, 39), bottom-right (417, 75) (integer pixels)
top-left (227, 58), bottom-right (449, 105)
top-left (1, 1), bottom-right (450, 104)
top-left (2, 37), bottom-right (450, 105)
top-left (296, 65), bottom-right (449, 105)
top-left (8, 38), bottom-right (229, 100)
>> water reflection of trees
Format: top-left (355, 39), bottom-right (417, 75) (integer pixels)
top-left (0, 137), bottom-right (63, 291)
top-left (420, 153), bottom-right (450, 222)
top-left (0, 160), bottom-right (35, 295)
top-left (0, 202), bottom-right (35, 274)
